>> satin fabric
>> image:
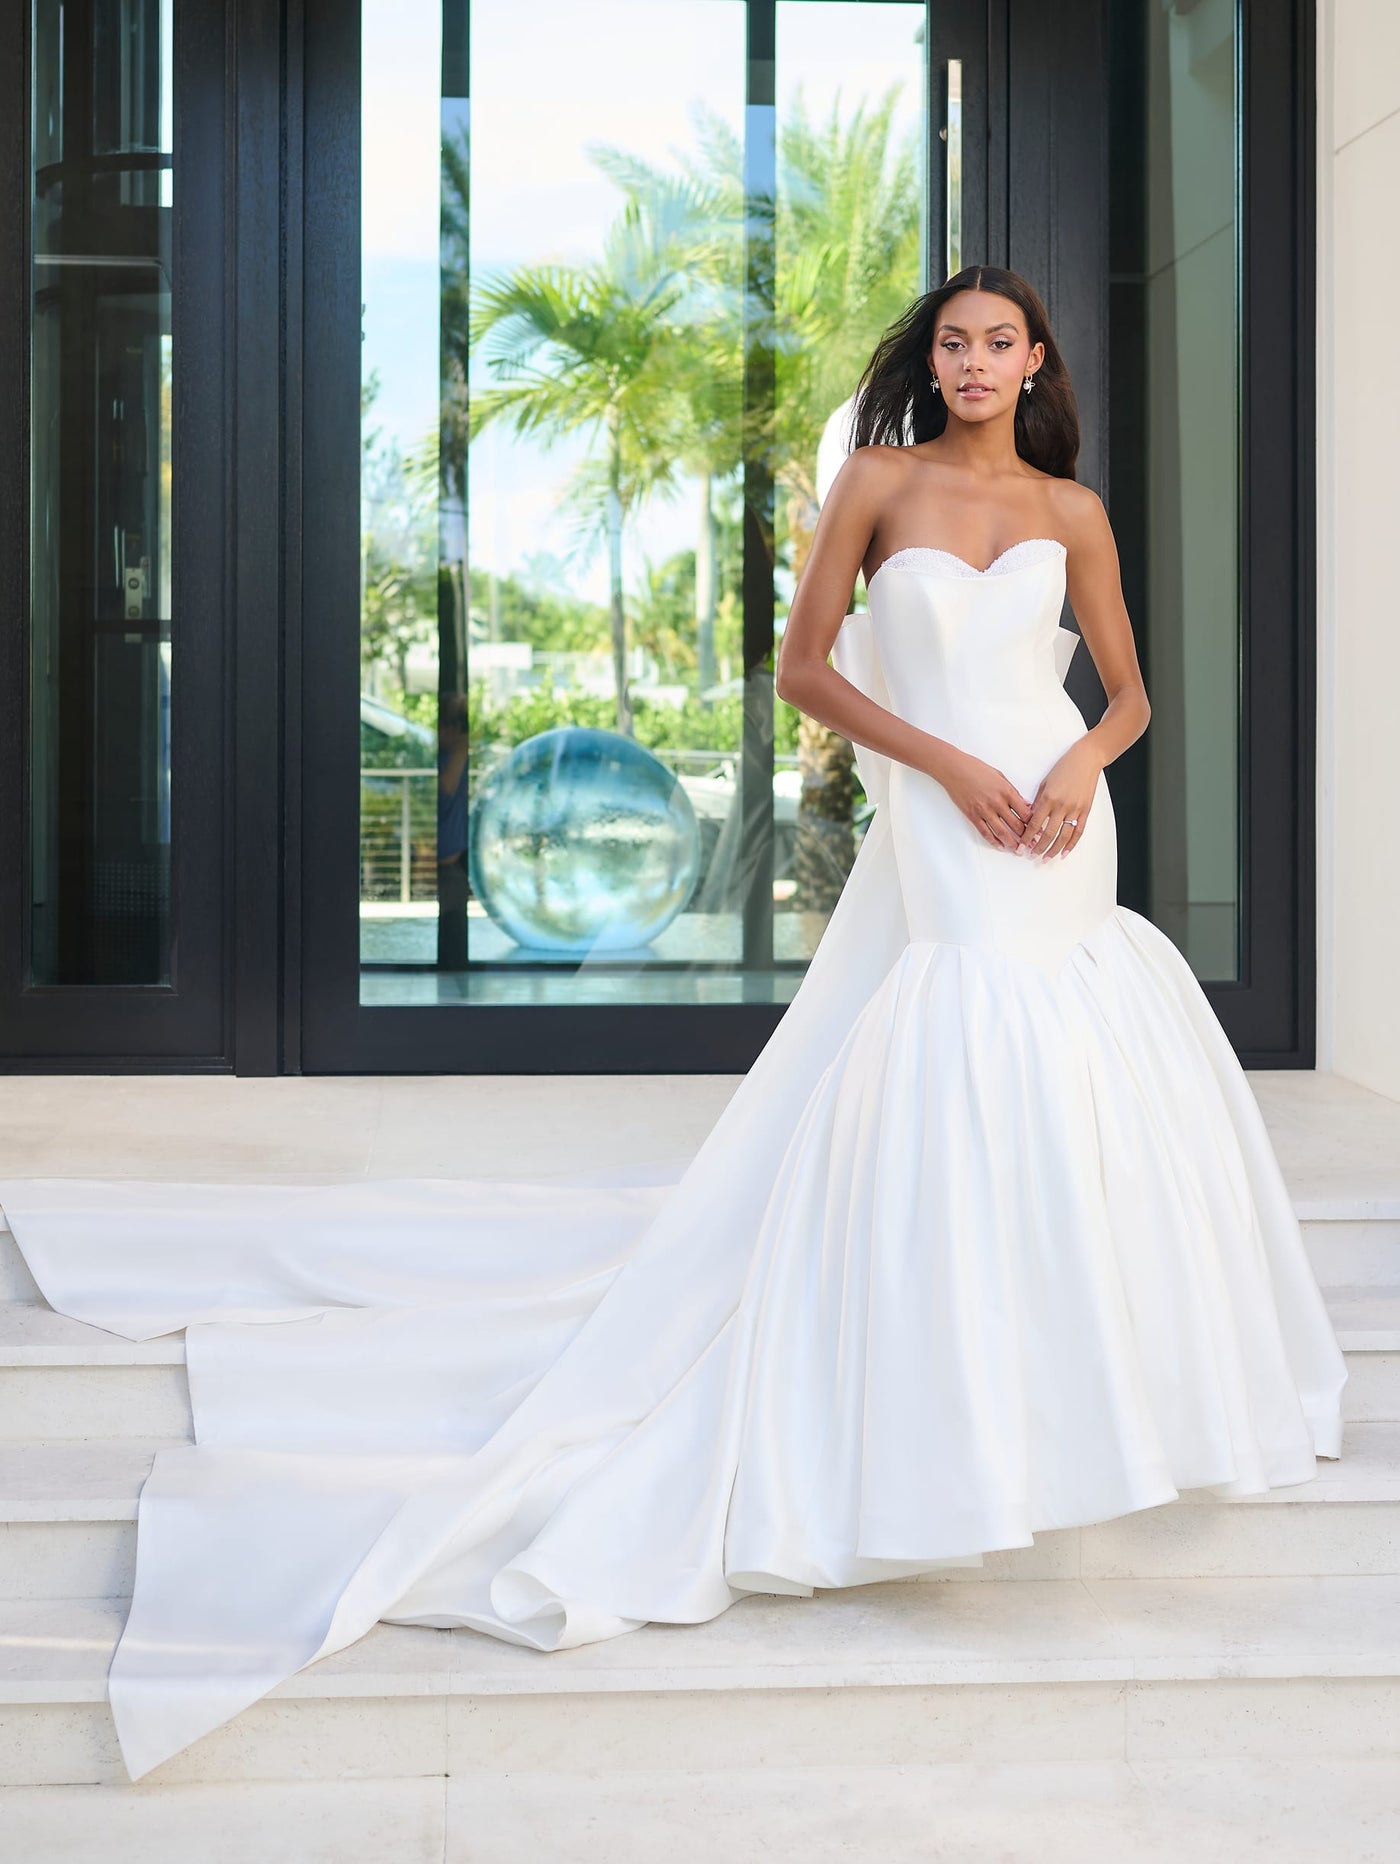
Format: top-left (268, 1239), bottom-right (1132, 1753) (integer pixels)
top-left (1, 539), bottom-right (1348, 1782)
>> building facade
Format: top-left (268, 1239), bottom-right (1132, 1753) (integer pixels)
top-left (3, 0), bottom-right (1384, 1092)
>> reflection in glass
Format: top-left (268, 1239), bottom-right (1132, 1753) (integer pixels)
top-left (1142, 0), bottom-right (1240, 979)
top-left (358, 1), bottom-right (927, 1005)
top-left (30, 0), bottom-right (174, 986)
top-left (469, 729), bottom-right (702, 954)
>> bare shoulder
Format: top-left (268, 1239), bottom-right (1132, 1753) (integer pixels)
top-left (1048, 477), bottom-right (1113, 545)
top-left (837, 443), bottom-right (914, 484)
top-left (824, 443), bottom-right (910, 513)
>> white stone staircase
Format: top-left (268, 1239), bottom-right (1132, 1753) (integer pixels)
top-left (1, 1072), bottom-right (1399, 1860)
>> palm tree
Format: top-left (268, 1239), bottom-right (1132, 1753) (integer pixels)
top-left (607, 94), bottom-right (922, 904)
top-left (774, 88), bottom-right (923, 910)
top-left (775, 89), bottom-right (922, 510)
top-left (446, 88), bottom-right (919, 900)
top-left (468, 196), bottom-right (698, 735)
top-left (586, 138), bottom-right (745, 699)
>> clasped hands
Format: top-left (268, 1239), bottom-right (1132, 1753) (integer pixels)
top-left (942, 737), bottom-right (1104, 859)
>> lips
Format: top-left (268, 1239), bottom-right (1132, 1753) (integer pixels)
top-left (958, 385), bottom-right (991, 397)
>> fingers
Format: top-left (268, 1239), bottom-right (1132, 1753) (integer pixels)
top-left (980, 809), bottom-right (1023, 852)
top-left (1023, 807), bottom-right (1057, 855)
top-left (995, 787), bottom-right (1038, 852)
top-left (1025, 804), bottom-right (1089, 858)
top-left (1043, 808), bottom-right (1089, 858)
top-left (969, 781), bottom-right (1079, 856)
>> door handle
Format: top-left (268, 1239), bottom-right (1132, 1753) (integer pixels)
top-left (940, 57), bottom-right (963, 279)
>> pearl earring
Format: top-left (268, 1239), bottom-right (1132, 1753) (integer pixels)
top-left (1023, 373), bottom-right (1035, 394)
top-left (929, 371), bottom-right (940, 396)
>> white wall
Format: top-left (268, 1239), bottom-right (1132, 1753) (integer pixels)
top-left (1316, 0), bottom-right (1400, 1101)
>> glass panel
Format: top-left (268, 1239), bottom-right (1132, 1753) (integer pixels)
top-left (1142, 0), bottom-right (1240, 980)
top-left (30, 0), bottom-right (174, 987)
top-left (358, 0), bottom-right (927, 1007)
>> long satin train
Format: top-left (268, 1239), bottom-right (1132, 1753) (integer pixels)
top-left (0, 797), bottom-right (1345, 1780)
top-left (0, 604), bottom-right (1347, 1782)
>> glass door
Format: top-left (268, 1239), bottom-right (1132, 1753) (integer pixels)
top-left (304, 0), bottom-right (943, 1068)
top-left (366, 0), bottom-right (927, 1005)
top-left (1105, 0), bottom-right (1315, 1061)
top-left (299, 0), bottom-right (1314, 1072)
top-left (0, 0), bottom-right (228, 1064)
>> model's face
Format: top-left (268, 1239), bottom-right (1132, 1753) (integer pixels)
top-left (927, 291), bottom-right (1044, 420)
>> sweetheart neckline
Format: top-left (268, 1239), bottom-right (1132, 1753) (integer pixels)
top-left (866, 536), bottom-right (1066, 589)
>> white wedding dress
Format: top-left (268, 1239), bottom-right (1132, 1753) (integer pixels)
top-left (0, 537), bottom-right (1348, 1783)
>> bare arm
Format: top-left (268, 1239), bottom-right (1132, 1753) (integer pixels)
top-left (775, 451), bottom-right (955, 782)
top-left (1061, 485), bottom-right (1151, 771)
top-left (774, 450), bottom-right (1035, 852)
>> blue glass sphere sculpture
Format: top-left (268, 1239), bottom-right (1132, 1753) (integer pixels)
top-left (468, 727), bottom-right (702, 953)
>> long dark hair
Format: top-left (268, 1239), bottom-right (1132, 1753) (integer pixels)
top-left (849, 265), bottom-right (1080, 480)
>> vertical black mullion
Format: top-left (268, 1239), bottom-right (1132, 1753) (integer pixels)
top-left (2, 0), bottom-right (230, 1063)
top-left (0, 3), bottom-right (27, 1016)
top-left (984, 0), bottom-right (1007, 265)
top-left (282, 0), bottom-right (306, 1072)
top-left (231, 0), bottom-right (285, 1073)
top-left (437, 6), bottom-right (470, 977)
top-left (741, 0), bottom-right (776, 975)
top-left (165, 0), bottom-right (230, 1060)
top-left (298, 0), bottom-right (363, 1068)
top-left (1006, 0), bottom-right (1111, 822)
top-left (1231, 0), bottom-right (1312, 1062)
top-left (1104, 0), bottom-right (1150, 917)
top-left (927, 12), bottom-right (943, 284)
top-left (1292, 0), bottom-right (1317, 1067)
top-left (1006, 0), bottom-right (1109, 493)
top-left (1236, 0), bottom-right (1252, 1010)
top-left (927, 0), bottom-right (992, 280)
top-left (54, 2), bottom-right (97, 987)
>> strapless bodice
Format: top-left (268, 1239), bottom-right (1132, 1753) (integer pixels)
top-left (830, 536), bottom-right (1084, 809)
top-left (830, 536), bottom-right (1118, 975)
top-left (866, 537), bottom-right (1073, 720)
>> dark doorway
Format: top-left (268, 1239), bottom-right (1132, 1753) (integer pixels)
top-left (1, 0), bottom-right (230, 1066)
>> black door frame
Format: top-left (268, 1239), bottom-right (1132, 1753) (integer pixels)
top-left (1102, 0), bottom-right (1317, 1064)
top-left (297, 0), bottom-right (1131, 1073)
top-left (300, 0), bottom-right (1318, 1073)
top-left (0, 0), bottom-right (1316, 1073)
top-left (0, 0), bottom-right (234, 1068)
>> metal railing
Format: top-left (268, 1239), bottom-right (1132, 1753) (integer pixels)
top-left (360, 753), bottom-right (805, 907)
top-left (360, 769), bottom-right (439, 905)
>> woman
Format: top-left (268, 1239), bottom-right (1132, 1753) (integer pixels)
top-left (1, 267), bottom-right (1347, 1783)
top-left (781, 266), bottom-right (1143, 869)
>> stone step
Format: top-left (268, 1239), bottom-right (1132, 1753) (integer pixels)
top-left (0, 1780), bottom-right (450, 1864)
top-left (1303, 1216), bottom-right (1400, 1287)
top-left (3, 1204), bottom-right (1398, 1303)
top-left (3, 1427), bottom-right (1400, 1605)
top-left (3, 1577), bottom-right (1400, 1790)
top-left (0, 1225), bottom-right (39, 1303)
top-left (2, 1286), bottom-right (1399, 1440)
top-left (0, 1304), bottom-right (192, 1441)
top-left (3, 1758), bottom-right (1400, 1862)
